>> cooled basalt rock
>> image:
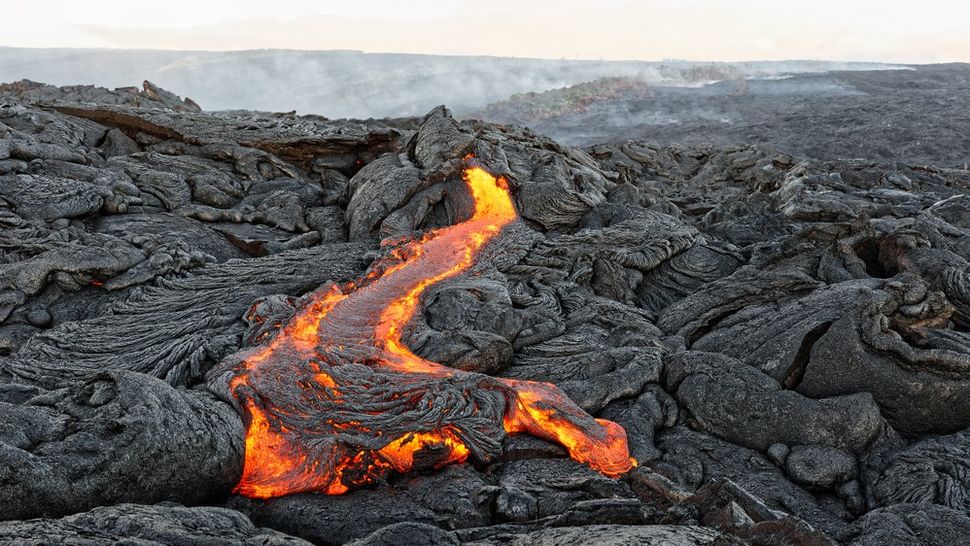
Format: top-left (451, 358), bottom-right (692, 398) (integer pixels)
top-left (846, 503), bottom-right (970, 546)
top-left (0, 503), bottom-right (311, 545)
top-left (230, 465), bottom-right (491, 545)
top-left (5, 243), bottom-right (368, 386)
top-left (785, 445), bottom-right (858, 490)
top-left (0, 79), bottom-right (202, 112)
top-left (349, 522), bottom-right (460, 546)
top-left (654, 427), bottom-right (849, 539)
top-left (2, 82), bottom-right (970, 544)
top-left (871, 428), bottom-right (970, 512)
top-left (798, 295), bottom-right (970, 434)
top-left (664, 351), bottom-right (886, 453)
top-left (460, 524), bottom-right (724, 545)
top-left (0, 371), bottom-right (243, 521)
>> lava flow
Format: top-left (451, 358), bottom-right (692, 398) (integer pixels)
top-left (228, 161), bottom-right (634, 498)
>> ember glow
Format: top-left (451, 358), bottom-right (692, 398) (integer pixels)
top-left (229, 161), bottom-right (633, 498)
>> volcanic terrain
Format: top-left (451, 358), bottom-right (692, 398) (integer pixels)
top-left (476, 63), bottom-right (970, 168)
top-left (1, 80), bottom-right (970, 545)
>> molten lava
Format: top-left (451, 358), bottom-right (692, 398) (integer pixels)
top-left (228, 162), bottom-right (633, 498)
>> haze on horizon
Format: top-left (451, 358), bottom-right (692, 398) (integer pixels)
top-left (4, 0), bottom-right (969, 64)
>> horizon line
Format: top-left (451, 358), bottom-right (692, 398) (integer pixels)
top-left (1, 44), bottom-right (962, 66)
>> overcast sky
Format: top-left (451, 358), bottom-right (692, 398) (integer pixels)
top-left (3, 0), bottom-right (968, 63)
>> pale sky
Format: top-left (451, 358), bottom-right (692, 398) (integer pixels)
top-left (3, 0), bottom-right (969, 63)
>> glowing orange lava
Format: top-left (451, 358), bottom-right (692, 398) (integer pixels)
top-left (229, 161), bottom-right (633, 498)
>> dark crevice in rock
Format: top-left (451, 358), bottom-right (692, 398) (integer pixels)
top-left (784, 320), bottom-right (834, 389)
top-left (686, 306), bottom-right (745, 346)
top-left (853, 238), bottom-right (898, 279)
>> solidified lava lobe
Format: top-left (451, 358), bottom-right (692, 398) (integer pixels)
top-left (229, 162), bottom-right (634, 499)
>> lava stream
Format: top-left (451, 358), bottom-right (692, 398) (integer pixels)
top-left (229, 163), bottom-right (634, 498)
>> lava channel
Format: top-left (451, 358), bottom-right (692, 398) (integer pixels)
top-left (227, 162), bottom-right (634, 498)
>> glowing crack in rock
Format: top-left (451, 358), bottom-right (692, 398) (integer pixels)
top-left (228, 161), bottom-right (634, 498)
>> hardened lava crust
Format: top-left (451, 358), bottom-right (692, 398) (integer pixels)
top-left (1, 81), bottom-right (970, 545)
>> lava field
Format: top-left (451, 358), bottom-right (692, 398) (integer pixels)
top-left (478, 64), bottom-right (970, 169)
top-left (1, 81), bottom-right (970, 545)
